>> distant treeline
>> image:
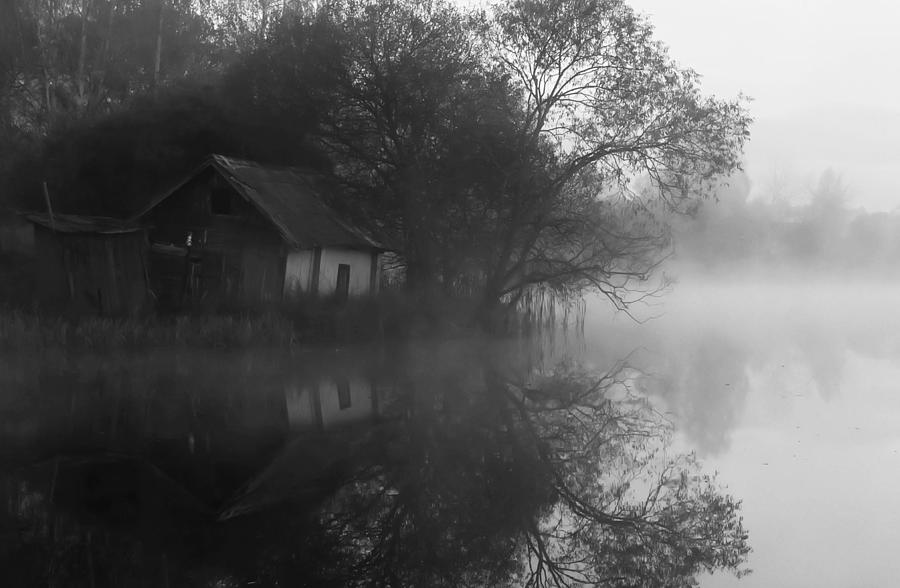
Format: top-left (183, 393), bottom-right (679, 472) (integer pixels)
top-left (672, 170), bottom-right (900, 276)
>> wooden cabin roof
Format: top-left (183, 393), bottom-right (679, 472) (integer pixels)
top-left (23, 213), bottom-right (143, 235)
top-left (135, 155), bottom-right (385, 250)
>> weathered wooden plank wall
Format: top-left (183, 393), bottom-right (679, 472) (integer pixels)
top-left (33, 226), bottom-right (149, 315)
top-left (146, 172), bottom-right (287, 310)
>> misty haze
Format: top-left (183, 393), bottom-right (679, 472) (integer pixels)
top-left (2, 1), bottom-right (899, 587)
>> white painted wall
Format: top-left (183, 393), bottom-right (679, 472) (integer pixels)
top-left (283, 250), bottom-right (316, 298)
top-left (283, 247), bottom-right (377, 299)
top-left (284, 377), bottom-right (375, 431)
top-left (284, 383), bottom-right (318, 431)
top-left (319, 376), bottom-right (375, 428)
top-left (318, 247), bottom-right (374, 297)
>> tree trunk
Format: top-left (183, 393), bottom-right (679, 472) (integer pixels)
top-left (151, 0), bottom-right (163, 95)
top-left (97, 0), bottom-right (116, 104)
top-left (103, 0), bottom-right (116, 60)
top-left (42, 66), bottom-right (52, 115)
top-left (77, 0), bottom-right (91, 110)
top-left (37, 11), bottom-right (54, 119)
top-left (404, 252), bottom-right (436, 301)
top-left (258, 0), bottom-right (269, 40)
top-left (475, 290), bottom-right (508, 333)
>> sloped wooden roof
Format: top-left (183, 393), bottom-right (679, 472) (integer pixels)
top-left (135, 155), bottom-right (384, 250)
top-left (24, 213), bottom-right (143, 234)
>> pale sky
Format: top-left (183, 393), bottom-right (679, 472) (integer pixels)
top-left (628, 0), bottom-right (900, 211)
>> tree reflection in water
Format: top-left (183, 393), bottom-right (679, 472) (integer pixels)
top-left (1, 348), bottom-right (750, 587)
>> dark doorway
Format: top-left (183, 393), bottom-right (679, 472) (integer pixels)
top-left (337, 378), bottom-right (352, 410)
top-left (335, 264), bottom-right (350, 302)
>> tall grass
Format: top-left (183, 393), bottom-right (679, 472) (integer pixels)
top-left (0, 286), bottom-right (571, 351)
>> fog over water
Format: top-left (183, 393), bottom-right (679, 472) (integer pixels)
top-left (582, 275), bottom-right (900, 588)
top-left (5, 275), bottom-right (898, 585)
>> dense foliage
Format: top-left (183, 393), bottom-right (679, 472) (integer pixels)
top-left (0, 0), bottom-right (751, 316)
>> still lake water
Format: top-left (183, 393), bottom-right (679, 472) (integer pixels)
top-left (583, 279), bottom-right (900, 588)
top-left (2, 278), bottom-right (899, 586)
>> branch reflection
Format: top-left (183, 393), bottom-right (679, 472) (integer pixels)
top-left (1, 346), bottom-right (749, 587)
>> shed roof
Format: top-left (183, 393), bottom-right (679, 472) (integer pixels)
top-left (135, 155), bottom-right (384, 250)
top-left (23, 213), bottom-right (143, 235)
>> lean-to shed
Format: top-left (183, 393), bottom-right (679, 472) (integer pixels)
top-left (25, 213), bottom-right (149, 315)
top-left (134, 155), bottom-right (385, 310)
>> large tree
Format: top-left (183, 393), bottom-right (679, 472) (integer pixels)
top-left (287, 0), bottom-right (507, 297)
top-left (246, 0), bottom-right (751, 319)
top-left (476, 0), bottom-right (751, 312)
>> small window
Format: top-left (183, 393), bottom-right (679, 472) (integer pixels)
top-left (335, 264), bottom-right (350, 301)
top-left (337, 378), bottom-right (351, 410)
top-left (210, 188), bottom-right (232, 215)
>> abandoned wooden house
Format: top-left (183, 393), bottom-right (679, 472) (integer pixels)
top-left (24, 213), bottom-right (149, 315)
top-left (134, 155), bottom-right (385, 310)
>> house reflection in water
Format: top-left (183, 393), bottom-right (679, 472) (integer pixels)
top-left (284, 373), bottom-right (380, 432)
